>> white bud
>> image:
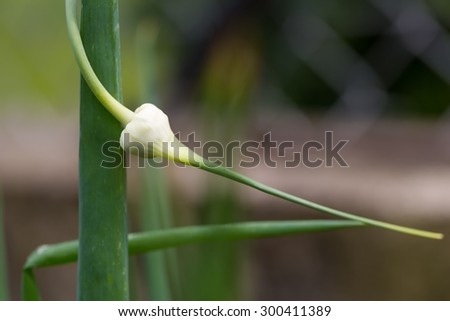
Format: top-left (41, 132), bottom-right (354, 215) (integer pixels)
top-left (120, 103), bottom-right (175, 158)
top-left (120, 103), bottom-right (203, 165)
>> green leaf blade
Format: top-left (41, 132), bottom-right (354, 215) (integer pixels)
top-left (21, 220), bottom-right (362, 300)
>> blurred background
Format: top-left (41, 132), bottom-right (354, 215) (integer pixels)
top-left (1, 0), bottom-right (449, 300)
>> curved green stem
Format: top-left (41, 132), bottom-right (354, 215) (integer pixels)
top-left (195, 160), bottom-right (443, 240)
top-left (65, 0), bottom-right (133, 125)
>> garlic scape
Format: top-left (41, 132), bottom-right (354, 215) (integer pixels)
top-left (66, 0), bottom-right (443, 240)
top-left (119, 103), bottom-right (203, 165)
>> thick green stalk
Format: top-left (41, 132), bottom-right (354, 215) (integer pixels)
top-left (77, 0), bottom-right (128, 300)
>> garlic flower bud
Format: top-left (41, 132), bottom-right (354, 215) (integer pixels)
top-left (120, 103), bottom-right (202, 165)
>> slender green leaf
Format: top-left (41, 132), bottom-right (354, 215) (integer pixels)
top-left (24, 241), bottom-right (78, 270)
top-left (128, 220), bottom-right (363, 253)
top-left (21, 270), bottom-right (40, 301)
top-left (21, 220), bottom-right (362, 299)
top-left (25, 220), bottom-right (363, 269)
top-left (77, 0), bottom-right (128, 300)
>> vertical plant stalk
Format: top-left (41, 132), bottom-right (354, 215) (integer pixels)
top-left (185, 29), bottom-right (261, 300)
top-left (139, 169), bottom-right (172, 300)
top-left (136, 22), bottom-right (171, 301)
top-left (135, 21), bottom-right (180, 300)
top-left (77, 0), bottom-right (129, 300)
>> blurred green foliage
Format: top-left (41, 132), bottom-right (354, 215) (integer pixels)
top-left (0, 1), bottom-right (76, 111)
top-left (2, 0), bottom-right (450, 117)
